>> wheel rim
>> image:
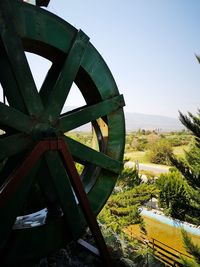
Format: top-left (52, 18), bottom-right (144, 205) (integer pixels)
top-left (0, 1), bottom-right (125, 263)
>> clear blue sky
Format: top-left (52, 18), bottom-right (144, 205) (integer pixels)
top-left (33, 1), bottom-right (200, 118)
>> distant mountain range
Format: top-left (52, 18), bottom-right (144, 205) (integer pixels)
top-left (125, 112), bottom-right (183, 132)
top-left (62, 107), bottom-right (184, 132)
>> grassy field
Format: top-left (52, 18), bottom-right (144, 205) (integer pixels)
top-left (125, 151), bottom-right (148, 163)
top-left (173, 145), bottom-right (188, 158)
top-left (125, 145), bottom-right (188, 164)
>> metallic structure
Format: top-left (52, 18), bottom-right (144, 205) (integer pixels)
top-left (0, 0), bottom-right (125, 265)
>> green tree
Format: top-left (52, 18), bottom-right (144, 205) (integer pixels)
top-left (181, 229), bottom-right (200, 267)
top-left (98, 158), bottom-right (160, 265)
top-left (169, 111), bottom-right (200, 224)
top-left (185, 141), bottom-right (200, 174)
top-left (156, 170), bottom-right (190, 220)
top-left (167, 110), bottom-right (200, 265)
top-left (148, 139), bottom-right (173, 165)
top-left (117, 167), bottom-right (141, 189)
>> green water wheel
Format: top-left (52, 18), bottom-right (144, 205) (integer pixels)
top-left (0, 0), bottom-right (125, 264)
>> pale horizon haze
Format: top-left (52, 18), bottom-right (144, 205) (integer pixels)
top-left (25, 1), bottom-right (200, 119)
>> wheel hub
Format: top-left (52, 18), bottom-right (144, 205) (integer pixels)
top-left (31, 122), bottom-right (59, 140)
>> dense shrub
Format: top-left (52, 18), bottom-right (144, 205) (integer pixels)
top-left (117, 167), bottom-right (141, 189)
top-left (156, 170), bottom-right (190, 220)
top-left (147, 139), bottom-right (173, 165)
top-left (131, 137), bottom-right (148, 151)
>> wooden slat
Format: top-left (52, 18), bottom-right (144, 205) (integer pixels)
top-left (45, 151), bottom-right (84, 240)
top-left (59, 95), bottom-right (125, 132)
top-left (39, 63), bottom-right (62, 107)
top-left (0, 0), bottom-right (43, 116)
top-left (42, 30), bottom-right (89, 119)
top-left (0, 134), bottom-right (32, 161)
top-left (0, 49), bottom-right (27, 113)
top-left (64, 136), bottom-right (123, 174)
top-left (0, 102), bottom-right (33, 133)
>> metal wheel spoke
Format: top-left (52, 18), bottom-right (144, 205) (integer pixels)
top-left (45, 151), bottom-right (83, 239)
top-left (0, 134), bottom-right (32, 161)
top-left (59, 95), bottom-right (125, 132)
top-left (0, 1), bottom-right (43, 116)
top-left (64, 136), bottom-right (123, 174)
top-left (0, 102), bottom-right (33, 133)
top-left (42, 30), bottom-right (89, 119)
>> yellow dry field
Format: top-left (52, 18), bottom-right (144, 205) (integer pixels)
top-left (125, 215), bottom-right (200, 255)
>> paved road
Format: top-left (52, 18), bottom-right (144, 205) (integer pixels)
top-left (139, 163), bottom-right (169, 174)
top-left (125, 161), bottom-right (169, 174)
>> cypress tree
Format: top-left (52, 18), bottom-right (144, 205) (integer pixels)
top-left (169, 110), bottom-right (200, 266)
top-left (170, 111), bottom-right (200, 224)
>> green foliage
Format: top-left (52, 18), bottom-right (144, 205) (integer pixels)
top-left (75, 163), bottom-right (84, 174)
top-left (125, 132), bottom-right (148, 152)
top-left (67, 132), bottom-right (92, 147)
top-left (99, 223), bottom-right (159, 267)
top-left (181, 257), bottom-right (200, 267)
top-left (170, 155), bottom-right (200, 191)
top-left (156, 170), bottom-right (190, 220)
top-left (168, 109), bottom-right (200, 263)
top-left (147, 139), bottom-right (173, 165)
top-left (98, 164), bottom-right (158, 264)
top-left (179, 110), bottom-right (200, 142)
top-left (181, 229), bottom-right (200, 266)
top-left (99, 183), bottom-right (158, 231)
top-left (132, 136), bottom-right (148, 151)
top-left (146, 132), bottom-right (160, 146)
top-left (125, 131), bottom-right (192, 163)
top-left (117, 166), bottom-right (141, 189)
top-left (167, 110), bottom-right (200, 225)
top-left (98, 178), bottom-right (160, 266)
top-left (185, 141), bottom-right (200, 174)
top-left (125, 150), bottom-right (147, 164)
top-left (166, 132), bottom-right (192, 147)
top-left (169, 151), bottom-right (200, 225)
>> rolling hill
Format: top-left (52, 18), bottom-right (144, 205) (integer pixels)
top-left (62, 107), bottom-right (183, 132)
top-left (125, 112), bottom-right (183, 132)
